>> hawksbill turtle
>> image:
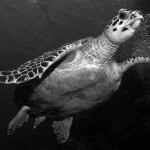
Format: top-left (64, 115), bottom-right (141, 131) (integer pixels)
top-left (0, 9), bottom-right (147, 143)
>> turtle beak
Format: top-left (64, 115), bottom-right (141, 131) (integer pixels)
top-left (131, 10), bottom-right (144, 21)
top-left (135, 10), bottom-right (143, 16)
top-left (127, 10), bottom-right (144, 29)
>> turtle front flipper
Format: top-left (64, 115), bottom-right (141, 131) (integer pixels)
top-left (0, 37), bottom-right (93, 84)
top-left (52, 117), bottom-right (73, 144)
top-left (7, 106), bottom-right (30, 135)
top-left (33, 116), bottom-right (46, 129)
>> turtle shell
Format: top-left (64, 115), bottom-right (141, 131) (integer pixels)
top-left (13, 49), bottom-right (120, 118)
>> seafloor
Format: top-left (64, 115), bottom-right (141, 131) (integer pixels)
top-left (0, 0), bottom-right (150, 150)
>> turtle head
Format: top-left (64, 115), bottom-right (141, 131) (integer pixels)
top-left (104, 9), bottom-right (144, 44)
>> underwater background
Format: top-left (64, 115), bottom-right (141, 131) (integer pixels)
top-left (0, 0), bottom-right (150, 149)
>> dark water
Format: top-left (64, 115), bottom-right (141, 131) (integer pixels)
top-left (0, 0), bottom-right (150, 149)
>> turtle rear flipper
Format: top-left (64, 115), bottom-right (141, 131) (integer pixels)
top-left (52, 117), bottom-right (73, 144)
top-left (7, 106), bottom-right (30, 135)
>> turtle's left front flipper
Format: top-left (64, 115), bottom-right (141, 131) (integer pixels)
top-left (0, 37), bottom-right (93, 84)
top-left (7, 106), bottom-right (30, 135)
top-left (52, 117), bottom-right (73, 144)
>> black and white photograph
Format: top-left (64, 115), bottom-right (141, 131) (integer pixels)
top-left (0, 0), bottom-right (150, 149)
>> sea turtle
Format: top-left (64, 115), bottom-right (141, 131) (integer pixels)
top-left (0, 9), bottom-right (147, 143)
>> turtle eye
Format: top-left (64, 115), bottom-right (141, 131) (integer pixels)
top-left (119, 12), bottom-right (128, 20)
